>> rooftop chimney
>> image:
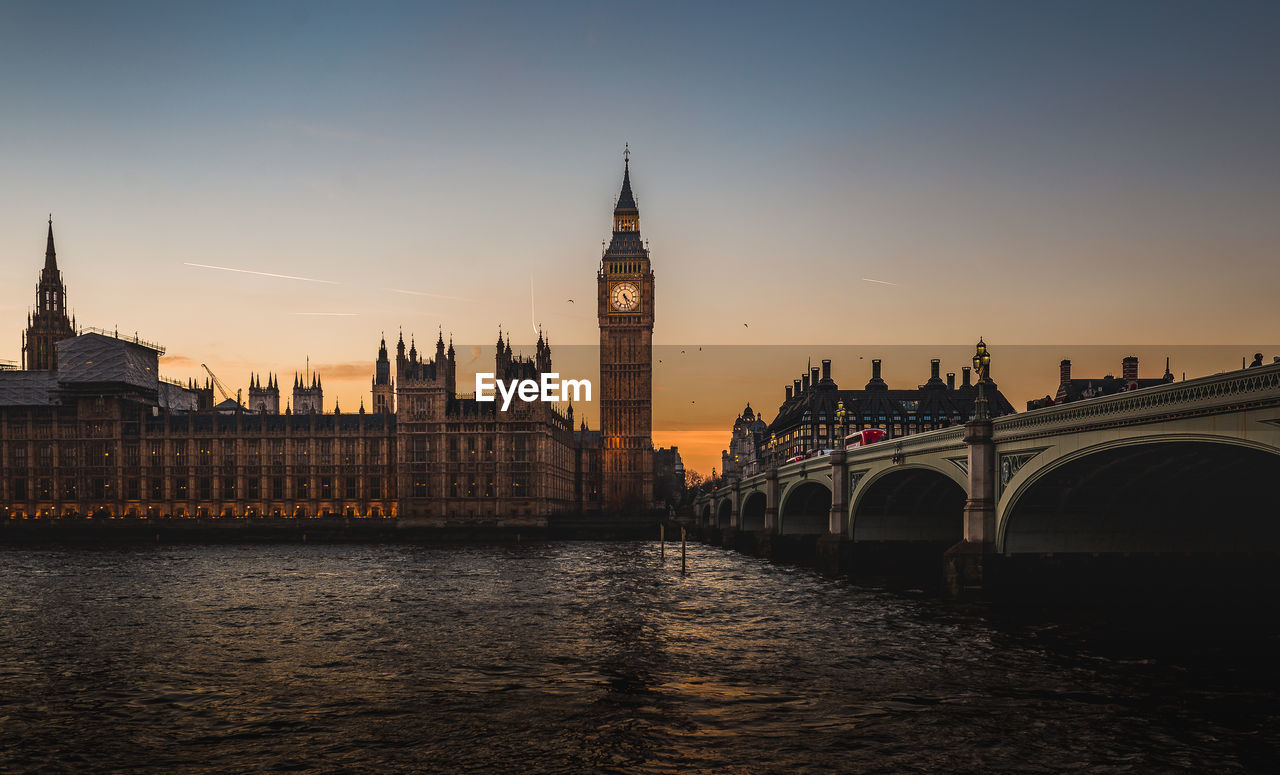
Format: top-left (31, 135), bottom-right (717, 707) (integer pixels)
top-left (962, 367), bottom-right (972, 387)
top-left (785, 385), bottom-right (793, 401)
top-left (811, 366), bottom-right (820, 386)
top-left (793, 378), bottom-right (802, 396)
top-left (1060, 359), bottom-right (1071, 385)
top-left (1122, 356), bottom-right (1139, 381)
top-left (821, 359), bottom-right (832, 381)
top-left (865, 359), bottom-right (887, 391)
top-left (802, 372), bottom-right (810, 391)
top-left (930, 359), bottom-right (940, 379)
top-left (947, 372), bottom-right (955, 390)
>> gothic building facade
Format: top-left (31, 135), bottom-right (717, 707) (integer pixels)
top-left (0, 332), bottom-right (398, 519)
top-left (386, 329), bottom-right (584, 522)
top-left (293, 373), bottom-right (324, 414)
top-left (597, 151), bottom-right (655, 512)
top-left (0, 326), bottom-right (595, 521)
top-left (4, 151), bottom-right (667, 521)
top-left (247, 374), bottom-right (281, 415)
top-left (372, 335), bottom-right (394, 415)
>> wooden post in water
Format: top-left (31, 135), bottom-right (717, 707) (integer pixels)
top-left (660, 523), bottom-right (665, 559)
top-left (681, 527), bottom-right (687, 574)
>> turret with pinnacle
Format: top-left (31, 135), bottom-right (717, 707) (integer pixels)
top-left (23, 217), bottom-right (76, 370)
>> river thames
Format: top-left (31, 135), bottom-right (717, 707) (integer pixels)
top-left (1, 542), bottom-right (1275, 773)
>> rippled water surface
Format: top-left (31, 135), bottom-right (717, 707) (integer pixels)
top-left (1, 542), bottom-right (1277, 773)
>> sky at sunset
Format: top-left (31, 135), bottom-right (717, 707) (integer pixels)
top-left (2, 1), bottom-right (1278, 474)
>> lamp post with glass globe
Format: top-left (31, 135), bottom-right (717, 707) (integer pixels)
top-left (947, 338), bottom-right (998, 594)
top-left (972, 338), bottom-right (992, 421)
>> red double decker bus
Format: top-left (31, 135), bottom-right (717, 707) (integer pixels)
top-left (844, 428), bottom-right (887, 450)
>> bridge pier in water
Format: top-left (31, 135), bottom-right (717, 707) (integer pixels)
top-left (943, 415), bottom-right (997, 596)
top-left (815, 451), bottom-right (850, 577)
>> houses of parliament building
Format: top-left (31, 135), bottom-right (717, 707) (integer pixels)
top-left (0, 160), bottom-right (671, 521)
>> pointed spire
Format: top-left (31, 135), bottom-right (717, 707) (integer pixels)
top-left (45, 215), bottom-right (57, 271)
top-left (615, 147), bottom-right (637, 213)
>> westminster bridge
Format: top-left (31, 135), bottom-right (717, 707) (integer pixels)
top-left (691, 362), bottom-right (1280, 591)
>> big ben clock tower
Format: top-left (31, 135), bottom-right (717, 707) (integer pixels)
top-left (598, 148), bottom-right (655, 512)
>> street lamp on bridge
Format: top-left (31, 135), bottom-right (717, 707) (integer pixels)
top-left (835, 399), bottom-right (848, 448)
top-left (972, 338), bottom-right (992, 421)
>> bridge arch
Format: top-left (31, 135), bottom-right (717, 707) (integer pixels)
top-left (779, 480), bottom-right (831, 535)
top-left (740, 491), bottom-right (767, 531)
top-left (717, 498), bottom-right (733, 528)
top-left (849, 465), bottom-right (965, 542)
top-left (699, 503), bottom-right (712, 526)
top-left (1000, 436), bottom-right (1280, 554)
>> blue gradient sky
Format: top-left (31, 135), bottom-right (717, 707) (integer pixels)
top-left (2, 1), bottom-right (1278, 468)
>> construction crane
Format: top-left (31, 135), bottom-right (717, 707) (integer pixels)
top-left (201, 363), bottom-right (242, 407)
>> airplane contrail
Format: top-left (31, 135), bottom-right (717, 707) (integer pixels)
top-left (183, 262), bottom-right (339, 284)
top-left (530, 276), bottom-right (539, 337)
top-left (291, 312), bottom-right (359, 316)
top-left (390, 288), bottom-right (477, 302)
top-left (861, 277), bottom-right (900, 286)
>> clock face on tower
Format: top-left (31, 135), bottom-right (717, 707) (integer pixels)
top-left (609, 281), bottom-right (640, 312)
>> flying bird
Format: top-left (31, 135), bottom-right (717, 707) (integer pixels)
top-left (744, 323), bottom-right (749, 327)
top-left (567, 299), bottom-right (574, 303)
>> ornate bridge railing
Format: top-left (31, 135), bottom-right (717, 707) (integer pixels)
top-left (994, 363), bottom-right (1280, 442)
top-left (865, 425), bottom-right (966, 458)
